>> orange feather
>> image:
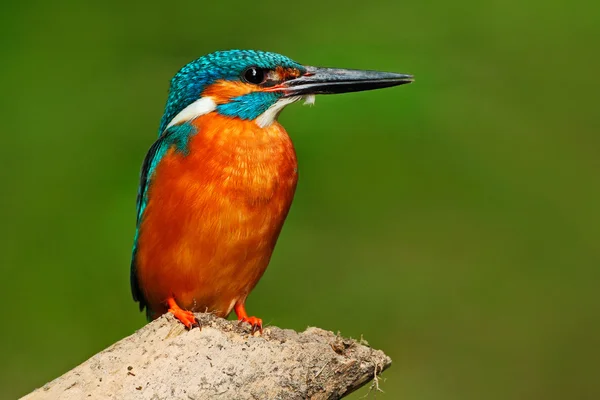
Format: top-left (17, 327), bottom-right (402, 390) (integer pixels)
top-left (135, 114), bottom-right (298, 319)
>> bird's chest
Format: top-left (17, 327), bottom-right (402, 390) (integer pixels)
top-left (181, 118), bottom-right (298, 215)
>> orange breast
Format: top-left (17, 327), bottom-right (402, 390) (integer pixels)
top-left (135, 114), bottom-right (298, 318)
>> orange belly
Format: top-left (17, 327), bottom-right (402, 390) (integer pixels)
top-left (135, 114), bottom-right (297, 318)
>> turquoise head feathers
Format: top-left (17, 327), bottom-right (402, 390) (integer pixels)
top-left (158, 50), bottom-right (305, 134)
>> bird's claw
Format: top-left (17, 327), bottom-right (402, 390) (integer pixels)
top-left (169, 308), bottom-right (200, 330)
top-left (238, 316), bottom-right (263, 334)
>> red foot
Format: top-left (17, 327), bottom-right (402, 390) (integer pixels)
top-left (238, 316), bottom-right (263, 334)
top-left (234, 302), bottom-right (263, 334)
top-left (167, 297), bottom-right (199, 329)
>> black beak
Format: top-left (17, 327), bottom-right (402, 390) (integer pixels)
top-left (280, 66), bottom-right (413, 96)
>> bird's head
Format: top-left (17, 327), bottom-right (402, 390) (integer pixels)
top-left (159, 50), bottom-right (413, 133)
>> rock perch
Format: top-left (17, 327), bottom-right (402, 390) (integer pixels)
top-left (23, 313), bottom-right (391, 399)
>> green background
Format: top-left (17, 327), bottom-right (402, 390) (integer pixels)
top-left (1, 0), bottom-right (598, 398)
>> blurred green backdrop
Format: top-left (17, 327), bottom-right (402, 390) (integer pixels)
top-left (1, 0), bottom-right (598, 399)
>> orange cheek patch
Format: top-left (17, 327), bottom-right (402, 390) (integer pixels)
top-left (202, 80), bottom-right (256, 104)
top-left (202, 70), bottom-right (302, 101)
top-left (274, 66), bottom-right (302, 80)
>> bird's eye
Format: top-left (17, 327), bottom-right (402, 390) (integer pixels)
top-left (242, 67), bottom-right (266, 84)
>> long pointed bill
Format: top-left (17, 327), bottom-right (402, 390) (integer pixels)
top-left (276, 66), bottom-right (413, 97)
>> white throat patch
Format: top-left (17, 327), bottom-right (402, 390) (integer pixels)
top-left (255, 95), bottom-right (316, 128)
top-left (164, 94), bottom-right (317, 130)
top-left (165, 96), bottom-right (217, 130)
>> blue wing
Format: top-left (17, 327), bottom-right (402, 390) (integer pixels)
top-left (130, 123), bottom-right (197, 318)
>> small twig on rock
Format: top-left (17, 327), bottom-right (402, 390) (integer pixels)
top-left (362, 361), bottom-right (386, 399)
top-left (314, 359), bottom-right (332, 378)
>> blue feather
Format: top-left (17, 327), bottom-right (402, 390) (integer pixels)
top-left (217, 92), bottom-right (280, 120)
top-left (130, 123), bottom-right (197, 316)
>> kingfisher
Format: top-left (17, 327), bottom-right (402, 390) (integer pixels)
top-left (131, 50), bottom-right (412, 332)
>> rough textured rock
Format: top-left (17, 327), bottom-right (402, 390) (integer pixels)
top-left (23, 313), bottom-right (391, 399)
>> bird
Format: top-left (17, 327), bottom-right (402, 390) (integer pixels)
top-left (131, 50), bottom-right (413, 332)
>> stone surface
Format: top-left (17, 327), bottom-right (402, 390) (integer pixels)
top-left (23, 313), bottom-right (391, 400)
